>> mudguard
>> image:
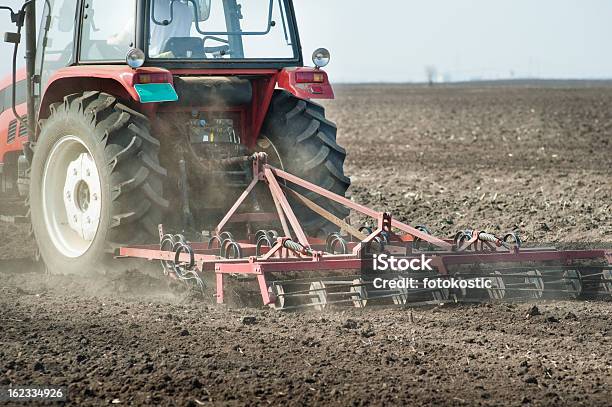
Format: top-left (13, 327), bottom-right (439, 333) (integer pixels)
top-left (39, 66), bottom-right (175, 119)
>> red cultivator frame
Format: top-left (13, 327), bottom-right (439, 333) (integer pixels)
top-left (119, 154), bottom-right (612, 310)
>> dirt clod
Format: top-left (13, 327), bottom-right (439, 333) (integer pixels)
top-left (241, 316), bottom-right (257, 325)
top-left (526, 305), bottom-right (541, 317)
top-left (565, 312), bottom-right (578, 320)
top-left (342, 319), bottom-right (359, 329)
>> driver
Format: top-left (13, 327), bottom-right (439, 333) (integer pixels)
top-left (150, 0), bottom-right (193, 56)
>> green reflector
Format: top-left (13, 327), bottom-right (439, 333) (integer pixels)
top-left (134, 83), bottom-right (179, 103)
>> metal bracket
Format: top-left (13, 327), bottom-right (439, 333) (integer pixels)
top-left (3, 32), bottom-right (20, 44)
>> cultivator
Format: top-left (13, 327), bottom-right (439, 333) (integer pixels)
top-left (119, 154), bottom-right (612, 310)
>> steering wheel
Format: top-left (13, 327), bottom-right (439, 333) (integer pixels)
top-left (204, 45), bottom-right (231, 57)
top-left (203, 36), bottom-right (231, 58)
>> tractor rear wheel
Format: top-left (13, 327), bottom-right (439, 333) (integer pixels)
top-left (29, 92), bottom-right (167, 274)
top-left (260, 90), bottom-right (350, 236)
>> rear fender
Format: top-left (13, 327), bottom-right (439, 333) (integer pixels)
top-left (277, 67), bottom-right (334, 100)
top-left (39, 66), bottom-right (174, 120)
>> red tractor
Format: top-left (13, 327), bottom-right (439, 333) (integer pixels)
top-left (0, 0), bottom-right (349, 274)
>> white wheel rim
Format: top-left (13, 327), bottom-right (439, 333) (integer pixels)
top-left (42, 136), bottom-right (102, 258)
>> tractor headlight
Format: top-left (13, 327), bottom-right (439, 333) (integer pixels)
top-left (126, 48), bottom-right (145, 69)
top-left (312, 48), bottom-right (330, 68)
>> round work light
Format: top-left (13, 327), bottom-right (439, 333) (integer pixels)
top-left (312, 48), bottom-right (330, 68)
top-left (126, 48), bottom-right (145, 69)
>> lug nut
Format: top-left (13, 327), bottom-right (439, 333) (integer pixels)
top-left (92, 193), bottom-right (98, 201)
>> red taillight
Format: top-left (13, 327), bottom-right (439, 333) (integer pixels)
top-left (295, 71), bottom-right (326, 84)
top-left (135, 73), bottom-right (170, 84)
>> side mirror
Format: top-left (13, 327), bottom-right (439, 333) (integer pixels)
top-left (192, 0), bottom-right (211, 22)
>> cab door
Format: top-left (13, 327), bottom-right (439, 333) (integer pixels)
top-left (35, 0), bottom-right (80, 97)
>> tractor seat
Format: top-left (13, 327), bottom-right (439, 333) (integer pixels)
top-left (162, 37), bottom-right (206, 59)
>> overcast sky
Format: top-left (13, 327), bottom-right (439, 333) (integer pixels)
top-left (1, 0), bottom-right (611, 83)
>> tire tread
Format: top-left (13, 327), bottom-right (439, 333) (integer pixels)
top-left (30, 91), bottom-right (166, 274)
top-left (262, 90), bottom-right (351, 236)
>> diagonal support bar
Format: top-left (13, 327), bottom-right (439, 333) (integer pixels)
top-left (267, 165), bottom-right (452, 250)
top-left (215, 177), bottom-right (259, 234)
top-left (270, 186), bottom-right (292, 238)
top-left (281, 184), bottom-right (368, 241)
top-left (264, 168), bottom-right (310, 247)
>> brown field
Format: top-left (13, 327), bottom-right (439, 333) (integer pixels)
top-left (1, 83), bottom-right (611, 406)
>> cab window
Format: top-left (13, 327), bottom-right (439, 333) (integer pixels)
top-left (80, 0), bottom-right (136, 61)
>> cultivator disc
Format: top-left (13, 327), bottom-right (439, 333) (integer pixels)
top-left (118, 154), bottom-right (612, 311)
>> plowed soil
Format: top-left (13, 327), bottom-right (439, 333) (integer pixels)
top-left (1, 83), bottom-right (611, 406)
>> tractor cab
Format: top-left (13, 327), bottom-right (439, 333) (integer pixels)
top-left (36, 0), bottom-right (309, 97)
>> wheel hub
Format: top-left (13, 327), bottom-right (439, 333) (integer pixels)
top-left (75, 181), bottom-right (90, 212)
top-left (42, 136), bottom-right (103, 258)
top-left (63, 152), bottom-right (102, 242)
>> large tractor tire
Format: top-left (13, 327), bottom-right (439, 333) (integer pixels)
top-left (29, 92), bottom-right (167, 274)
top-left (260, 90), bottom-right (351, 236)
